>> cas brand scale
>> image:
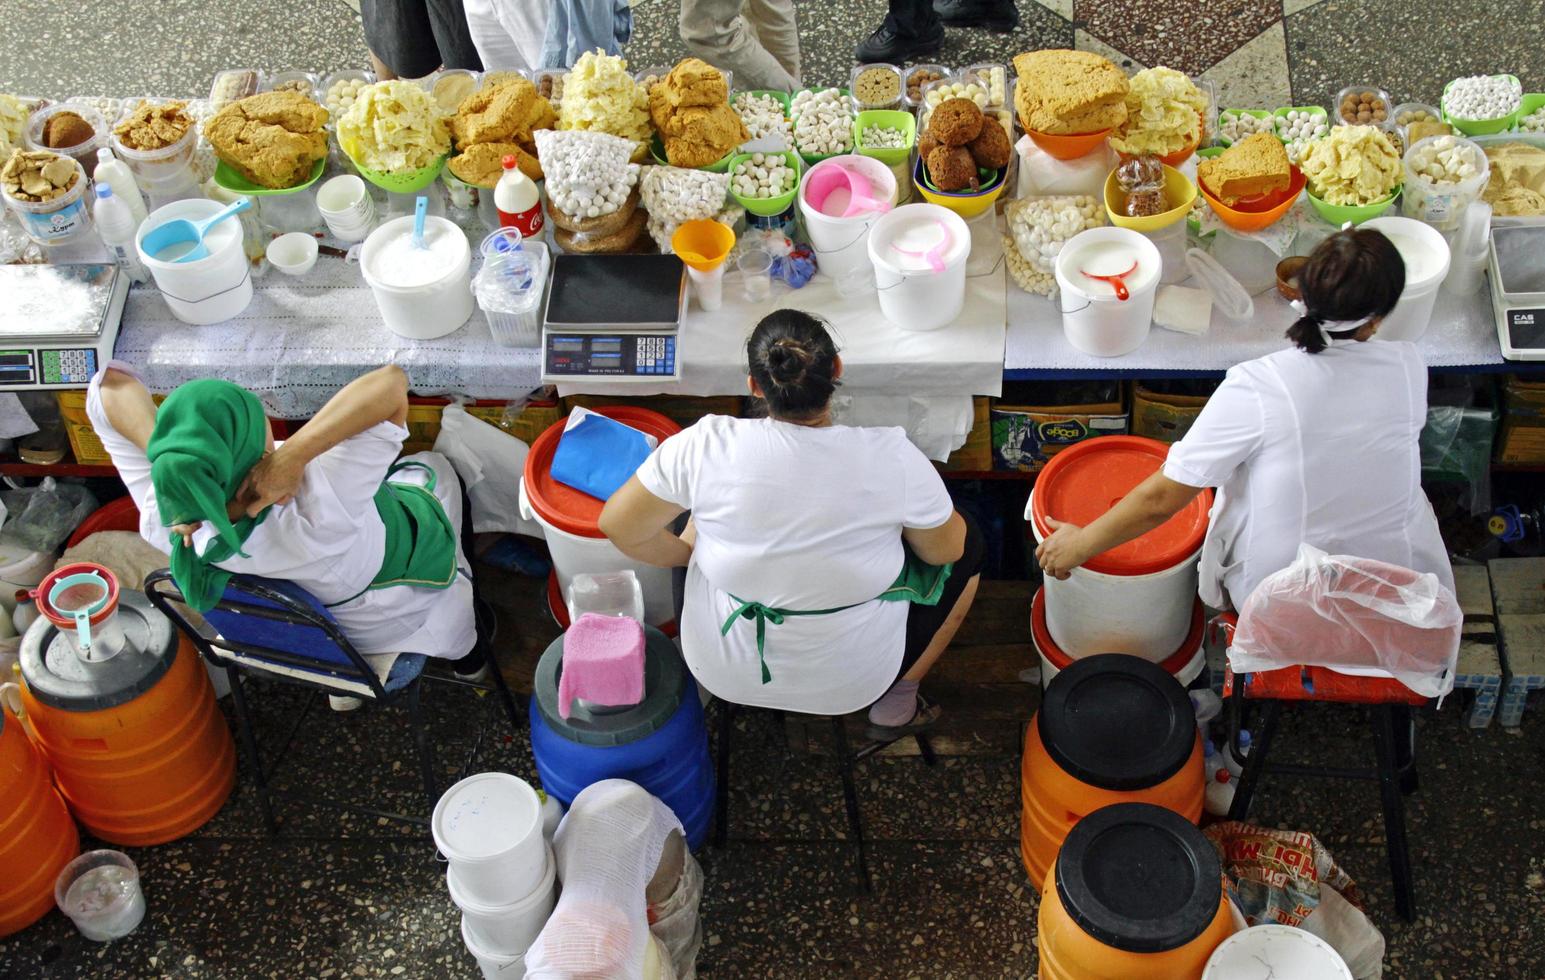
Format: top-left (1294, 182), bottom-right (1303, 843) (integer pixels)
top-left (0, 264), bottom-right (127, 389)
top-left (1491, 225), bottom-right (1545, 361)
top-left (541, 254), bottom-right (687, 383)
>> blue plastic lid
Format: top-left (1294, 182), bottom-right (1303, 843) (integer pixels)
top-left (97, 185), bottom-right (113, 199)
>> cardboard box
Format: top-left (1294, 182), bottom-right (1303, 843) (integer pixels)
top-left (940, 397), bottom-right (993, 472)
top-left (1498, 376), bottom-right (1545, 464)
top-left (991, 387), bottom-right (1127, 472)
top-left (1131, 381), bottom-right (1217, 445)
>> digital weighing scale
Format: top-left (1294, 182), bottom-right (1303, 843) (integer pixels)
top-left (1491, 225), bottom-right (1545, 361)
top-left (541, 254), bottom-right (686, 383)
top-left (0, 263), bottom-right (128, 388)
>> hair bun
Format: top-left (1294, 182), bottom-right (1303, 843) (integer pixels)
top-left (765, 341), bottom-right (810, 386)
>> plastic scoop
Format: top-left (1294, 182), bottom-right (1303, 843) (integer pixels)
top-left (141, 197), bottom-right (253, 263)
top-left (673, 220), bottom-right (737, 312)
top-left (889, 219), bottom-right (953, 273)
top-left (805, 163), bottom-right (891, 218)
top-left (1081, 259), bottom-right (1139, 301)
top-left (47, 572), bottom-right (110, 658)
top-left (411, 195), bottom-right (429, 250)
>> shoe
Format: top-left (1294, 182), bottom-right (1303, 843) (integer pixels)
top-left (455, 661), bottom-right (494, 685)
top-left (864, 694), bottom-right (942, 742)
top-left (328, 694), bottom-right (364, 712)
top-left (855, 23), bottom-right (944, 63)
top-left (932, 0), bottom-right (1019, 31)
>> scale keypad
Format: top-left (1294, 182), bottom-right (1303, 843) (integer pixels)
top-left (635, 336), bottom-right (676, 375)
top-left (41, 348), bottom-right (97, 385)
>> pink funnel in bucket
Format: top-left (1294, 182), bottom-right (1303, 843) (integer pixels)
top-left (805, 163), bottom-right (891, 218)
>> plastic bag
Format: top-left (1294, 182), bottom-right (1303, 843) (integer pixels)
top-left (648, 847), bottom-right (703, 980)
top-left (0, 478), bottom-right (96, 553)
top-left (1230, 544), bottom-right (1462, 698)
top-left (1206, 822), bottom-right (1385, 980)
top-left (432, 402), bottom-right (543, 537)
top-left (1419, 404), bottom-right (1496, 516)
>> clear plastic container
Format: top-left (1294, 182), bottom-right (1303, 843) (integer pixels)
top-left (633, 65), bottom-right (672, 97)
top-left (1334, 85), bottom-right (1393, 127)
top-left (262, 70), bottom-right (321, 100)
top-left (962, 62), bottom-right (1009, 108)
top-left (480, 69), bottom-right (530, 89)
top-left (54, 850), bottom-right (146, 942)
top-left (1392, 102), bottom-right (1441, 130)
top-left (566, 570), bottom-right (645, 623)
top-left (428, 68), bottom-right (480, 115)
top-left (534, 68), bottom-right (568, 105)
top-left (1402, 133), bottom-right (1490, 231)
top-left (475, 239), bottom-right (548, 347)
top-left (850, 63), bottom-right (904, 111)
top-left (2, 156), bottom-right (93, 246)
top-left (1193, 77), bottom-right (1219, 145)
top-left (321, 69), bottom-right (376, 125)
top-left (25, 103), bottom-right (109, 179)
top-left (903, 64), bottom-right (950, 107)
top-left (110, 99), bottom-right (199, 199)
top-left (209, 69), bottom-right (259, 110)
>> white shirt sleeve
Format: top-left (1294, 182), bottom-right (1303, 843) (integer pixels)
top-left (85, 362), bottom-right (173, 553)
top-left (634, 423), bottom-right (700, 510)
top-left (301, 420), bottom-right (410, 516)
top-left (1163, 370), bottom-right (1266, 489)
top-left (900, 433), bottom-right (955, 529)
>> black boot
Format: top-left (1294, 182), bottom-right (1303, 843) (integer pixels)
top-left (855, 19), bottom-right (945, 63)
top-left (933, 0), bottom-right (1019, 32)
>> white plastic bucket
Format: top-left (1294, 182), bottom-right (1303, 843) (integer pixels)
top-left (448, 843), bottom-right (557, 955)
top-left (431, 773), bottom-right (546, 907)
top-left (461, 913), bottom-right (529, 979)
top-left (1034, 605), bottom-right (1206, 689)
top-left (1361, 216), bottom-right (1452, 343)
top-left (136, 198), bottom-right (253, 325)
top-left (360, 214), bottom-right (474, 340)
top-left (867, 203), bottom-right (970, 332)
top-left (1055, 227), bottom-right (1162, 357)
top-left (519, 477), bottom-right (676, 627)
top-left (1202, 924), bottom-right (1353, 979)
top-left (798, 155), bottom-right (896, 281)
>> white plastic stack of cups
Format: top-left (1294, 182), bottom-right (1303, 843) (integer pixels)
top-left (432, 773), bottom-right (558, 980)
top-left (316, 174), bottom-right (377, 243)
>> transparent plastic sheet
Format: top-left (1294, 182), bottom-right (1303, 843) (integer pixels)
top-left (647, 848), bottom-right (703, 980)
top-left (432, 402), bottom-right (544, 537)
top-left (0, 478), bottom-right (97, 553)
top-left (1419, 404), bottom-right (1497, 516)
top-left (1230, 544), bottom-right (1462, 699)
top-left (525, 779), bottom-right (686, 980)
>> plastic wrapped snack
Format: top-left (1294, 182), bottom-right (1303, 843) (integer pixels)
top-left (1004, 195), bottom-right (1106, 296)
top-left (337, 80), bottom-right (450, 172)
top-left (1299, 125), bottom-right (1401, 205)
top-left (1110, 67), bottom-right (1206, 158)
top-left (536, 128), bottom-right (641, 221)
top-left (639, 165), bottom-right (732, 251)
top-left (558, 50), bottom-right (652, 159)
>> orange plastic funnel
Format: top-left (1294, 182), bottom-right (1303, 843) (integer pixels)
top-left (671, 220), bottom-right (736, 271)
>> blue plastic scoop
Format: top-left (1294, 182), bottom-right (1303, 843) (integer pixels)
top-left (141, 197), bottom-right (253, 263)
top-left (412, 195), bottom-right (428, 250)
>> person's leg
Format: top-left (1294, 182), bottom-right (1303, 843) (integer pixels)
top-left (932, 0), bottom-right (1019, 32)
top-left (856, 0), bottom-right (944, 63)
top-left (742, 0), bottom-right (801, 88)
top-left (359, 0), bottom-right (444, 79)
top-left (679, 0), bottom-right (798, 92)
top-left (426, 0), bottom-right (485, 70)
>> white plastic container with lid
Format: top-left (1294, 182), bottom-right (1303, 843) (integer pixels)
top-left (1360, 216), bottom-right (1452, 342)
top-left (432, 772), bottom-right (548, 906)
top-left (135, 198), bottom-right (254, 325)
top-left (26, 104), bottom-right (109, 179)
top-left (93, 186), bottom-right (150, 284)
top-left (1055, 226), bottom-right (1162, 357)
top-left (448, 845), bottom-right (557, 955)
top-left (867, 203), bottom-right (971, 331)
top-left (2, 156), bottom-right (93, 247)
top-left (94, 148), bottom-right (148, 228)
top-left (360, 214), bottom-right (474, 339)
top-left (1202, 924), bottom-right (1354, 979)
top-left (1401, 134), bottom-right (1490, 232)
top-left (797, 155), bottom-right (897, 281)
top-left (111, 101), bottom-right (200, 208)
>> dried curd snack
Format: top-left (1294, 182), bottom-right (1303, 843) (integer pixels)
top-left (337, 80), bottom-right (450, 172)
top-left (448, 78), bottom-right (554, 182)
top-left (206, 91), bottom-right (328, 189)
top-left (1482, 143), bottom-right (1545, 216)
top-left (114, 100), bottom-right (194, 151)
top-left (1012, 49), bottom-right (1128, 136)
top-left (2, 149), bottom-right (79, 202)
top-left (648, 59), bottom-right (747, 168)
top-left (0, 94), bottom-right (28, 152)
top-left (1109, 68), bottom-right (1206, 158)
top-left (558, 50), bottom-right (652, 160)
top-left (1299, 125), bottom-right (1401, 206)
top-left (1005, 195), bottom-right (1106, 295)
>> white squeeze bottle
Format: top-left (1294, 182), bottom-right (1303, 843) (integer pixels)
top-left (494, 154), bottom-right (544, 238)
top-left (93, 186), bottom-right (149, 284)
top-left (94, 148), bottom-right (148, 228)
top-left (1205, 768), bottom-right (1235, 817)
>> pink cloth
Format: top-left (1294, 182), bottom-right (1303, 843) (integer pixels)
top-left (558, 613), bottom-right (646, 719)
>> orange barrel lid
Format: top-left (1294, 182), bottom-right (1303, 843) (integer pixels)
top-left (1030, 435), bottom-right (1212, 576)
top-left (522, 407), bottom-right (682, 538)
top-left (1038, 652), bottom-right (1196, 792)
top-left (1056, 802), bottom-right (1222, 953)
top-left (1031, 588), bottom-right (1205, 677)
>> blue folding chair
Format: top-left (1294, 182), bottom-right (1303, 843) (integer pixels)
top-left (145, 570), bottom-right (523, 832)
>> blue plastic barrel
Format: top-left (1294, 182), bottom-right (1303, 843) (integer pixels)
top-left (529, 625), bottom-right (715, 848)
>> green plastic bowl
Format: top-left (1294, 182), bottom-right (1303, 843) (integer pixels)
top-left (1306, 186), bottom-right (1400, 226)
top-left (354, 154), bottom-right (448, 194)
top-left (1271, 105), bottom-right (1329, 144)
top-left (213, 157), bottom-right (326, 196)
top-left (650, 135), bottom-right (735, 172)
top-left (1216, 108), bottom-right (1272, 148)
top-left (727, 151), bottom-right (800, 216)
top-left (1514, 92), bottom-right (1545, 130)
top-left (1443, 74), bottom-right (1522, 136)
top-left (853, 109), bottom-right (916, 166)
top-left (735, 89), bottom-right (792, 115)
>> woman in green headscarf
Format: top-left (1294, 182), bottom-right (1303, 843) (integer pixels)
top-left (87, 362), bottom-right (483, 676)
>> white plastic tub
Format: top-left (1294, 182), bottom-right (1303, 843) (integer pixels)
top-left (54, 849), bottom-right (146, 942)
top-left (2, 156), bottom-right (93, 246)
top-left (136, 198), bottom-right (253, 325)
top-left (798, 155), bottom-right (896, 281)
top-left (1361, 216), bottom-right (1452, 342)
top-left (1034, 588), bottom-right (1206, 687)
top-left (1055, 227), bottom-right (1162, 357)
top-left (461, 913), bottom-right (529, 979)
top-left (867, 203), bottom-right (970, 331)
top-left (449, 843), bottom-right (556, 955)
top-left (1202, 924), bottom-right (1353, 979)
top-left (360, 214), bottom-right (473, 340)
top-left (432, 773), bottom-right (546, 907)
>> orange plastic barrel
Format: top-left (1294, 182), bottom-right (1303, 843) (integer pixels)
top-left (0, 701), bottom-right (79, 937)
top-left (1038, 803), bottom-right (1237, 979)
top-left (18, 590), bottom-right (235, 846)
top-left (1022, 653), bottom-right (1203, 885)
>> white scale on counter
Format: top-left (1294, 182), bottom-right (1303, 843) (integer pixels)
top-left (1491, 225), bottom-right (1545, 361)
top-left (0, 263), bottom-right (127, 388)
top-left (541, 254), bottom-right (687, 384)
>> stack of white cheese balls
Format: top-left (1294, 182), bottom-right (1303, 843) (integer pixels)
top-left (733, 92), bottom-right (791, 143)
top-left (732, 153), bottom-right (795, 199)
top-left (1444, 74), bottom-right (1522, 120)
top-left (1407, 135), bottom-right (1482, 184)
top-left (924, 79), bottom-right (988, 110)
top-left (1275, 109), bottom-right (1328, 143)
top-left (325, 77), bottom-right (366, 121)
top-left (534, 129), bottom-right (639, 219)
top-left (1219, 112), bottom-right (1272, 143)
top-left (1520, 107), bottom-right (1545, 133)
top-left (860, 125), bottom-right (908, 149)
top-left (791, 88), bottom-right (854, 156)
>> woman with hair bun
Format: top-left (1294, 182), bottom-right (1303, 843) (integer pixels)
top-left (1037, 228), bottom-right (1453, 607)
top-left (600, 309), bottom-right (982, 736)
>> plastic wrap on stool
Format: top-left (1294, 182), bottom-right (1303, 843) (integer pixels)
top-left (648, 849), bottom-right (704, 980)
top-left (525, 779), bottom-right (685, 980)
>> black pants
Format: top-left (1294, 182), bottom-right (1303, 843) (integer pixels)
top-left (361, 0), bottom-right (483, 77)
top-left (896, 512), bottom-right (985, 678)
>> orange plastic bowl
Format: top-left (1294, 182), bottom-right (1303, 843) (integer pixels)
top-left (1199, 166), bottom-right (1306, 232)
top-left (1026, 127), bottom-right (1112, 161)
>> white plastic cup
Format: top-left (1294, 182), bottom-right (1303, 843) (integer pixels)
top-left (136, 198), bottom-right (254, 325)
top-left (1361, 216), bottom-right (1452, 342)
top-left (266, 233), bottom-right (319, 277)
top-left (317, 175), bottom-right (376, 241)
top-left (448, 843), bottom-right (557, 954)
top-left (686, 264), bottom-right (726, 311)
top-left (432, 773), bottom-right (547, 907)
top-left (461, 913), bottom-right (529, 980)
top-left (737, 248), bottom-right (773, 304)
top-left (54, 850), bottom-right (147, 942)
top-left (1054, 227), bottom-right (1163, 357)
top-left (359, 214), bottom-right (473, 339)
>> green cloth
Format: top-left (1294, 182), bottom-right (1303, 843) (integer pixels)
top-left (721, 547), bottom-right (954, 685)
top-left (330, 460), bottom-right (460, 606)
top-left (146, 379), bottom-right (272, 613)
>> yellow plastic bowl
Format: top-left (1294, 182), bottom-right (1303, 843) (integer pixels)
top-left (911, 158), bottom-right (1006, 219)
top-left (1103, 165), bottom-right (1197, 232)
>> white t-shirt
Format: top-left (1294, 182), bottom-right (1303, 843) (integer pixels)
top-left (1163, 340), bottom-right (1453, 610)
top-left (635, 416), bottom-right (955, 715)
top-left (86, 364), bottom-right (475, 660)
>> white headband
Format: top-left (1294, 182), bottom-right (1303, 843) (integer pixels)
top-left (1289, 299), bottom-right (1373, 347)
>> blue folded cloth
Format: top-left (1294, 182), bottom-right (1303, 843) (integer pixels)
top-left (549, 410), bottom-right (654, 502)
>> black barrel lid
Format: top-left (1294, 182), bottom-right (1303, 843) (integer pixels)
top-left (1038, 652), bottom-right (1196, 791)
top-left (534, 625), bottom-right (686, 746)
top-left (19, 591), bottom-right (178, 712)
top-left (1055, 802), bottom-right (1222, 953)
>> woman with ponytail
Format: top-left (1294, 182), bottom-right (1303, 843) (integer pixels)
top-left (1037, 228), bottom-right (1453, 608)
top-left (600, 309), bottom-right (983, 736)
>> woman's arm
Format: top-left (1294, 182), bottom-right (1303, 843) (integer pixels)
top-left (598, 475), bottom-right (692, 569)
top-left (97, 367), bottom-right (159, 450)
top-left (903, 512), bottom-right (967, 566)
top-left (237, 365), bottom-right (410, 515)
top-left (1035, 471), bottom-right (1203, 579)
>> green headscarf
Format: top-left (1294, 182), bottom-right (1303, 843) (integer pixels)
top-left (146, 379), bottom-right (272, 612)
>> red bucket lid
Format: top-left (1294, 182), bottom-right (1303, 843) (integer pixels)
top-left (1031, 587), bottom-right (1204, 676)
top-left (523, 406), bottom-right (682, 538)
top-left (1030, 436), bottom-right (1211, 576)
top-left (35, 562), bottom-right (121, 629)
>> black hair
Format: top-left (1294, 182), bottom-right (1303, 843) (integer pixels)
top-left (1286, 229), bottom-right (1406, 354)
top-left (747, 309), bottom-right (840, 420)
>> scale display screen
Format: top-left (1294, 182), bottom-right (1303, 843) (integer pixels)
top-left (544, 333), bottom-right (678, 378)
